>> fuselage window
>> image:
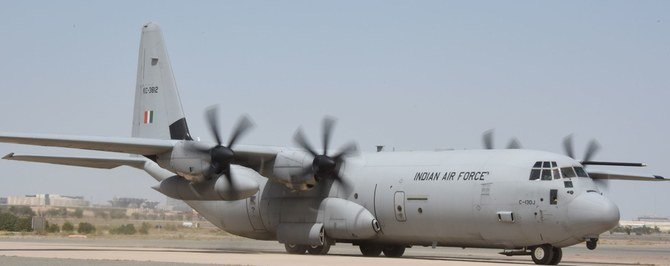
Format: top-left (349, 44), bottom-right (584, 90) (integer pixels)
top-left (541, 169), bottom-right (552, 180)
top-left (561, 167), bottom-right (576, 178)
top-left (574, 167), bottom-right (589, 177)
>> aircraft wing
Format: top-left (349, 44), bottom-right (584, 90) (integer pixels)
top-left (0, 132), bottom-right (285, 173)
top-left (2, 152), bottom-right (147, 169)
top-left (0, 132), bottom-right (176, 155)
top-left (588, 170), bottom-right (667, 181)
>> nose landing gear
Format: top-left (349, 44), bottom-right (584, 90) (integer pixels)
top-left (586, 238), bottom-right (598, 250)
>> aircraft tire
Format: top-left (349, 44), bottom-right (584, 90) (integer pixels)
top-left (531, 244), bottom-right (554, 265)
top-left (549, 247), bottom-right (562, 265)
top-left (586, 239), bottom-right (597, 250)
top-left (382, 245), bottom-right (406, 257)
top-left (284, 243), bottom-right (307, 254)
top-left (307, 240), bottom-right (331, 255)
top-left (359, 244), bottom-right (383, 257)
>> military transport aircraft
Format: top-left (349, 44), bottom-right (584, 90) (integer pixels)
top-left (0, 22), bottom-right (666, 265)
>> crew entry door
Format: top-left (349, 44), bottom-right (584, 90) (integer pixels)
top-left (394, 191), bottom-right (406, 222)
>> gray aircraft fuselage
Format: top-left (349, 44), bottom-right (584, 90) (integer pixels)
top-left (188, 149), bottom-right (618, 249)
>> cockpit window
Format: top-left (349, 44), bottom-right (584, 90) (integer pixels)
top-left (574, 167), bottom-right (589, 177)
top-left (561, 167), bottom-right (576, 178)
top-left (529, 169), bottom-right (540, 180)
top-left (530, 161), bottom-right (560, 181)
top-left (541, 169), bottom-right (552, 180)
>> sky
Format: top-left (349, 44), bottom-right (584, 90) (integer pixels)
top-left (0, 1), bottom-right (669, 219)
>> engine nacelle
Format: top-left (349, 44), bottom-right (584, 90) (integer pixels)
top-left (152, 165), bottom-right (260, 201)
top-left (156, 141), bottom-right (210, 181)
top-left (271, 150), bottom-right (315, 190)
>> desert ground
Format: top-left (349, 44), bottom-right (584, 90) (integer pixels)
top-left (0, 233), bottom-right (669, 265)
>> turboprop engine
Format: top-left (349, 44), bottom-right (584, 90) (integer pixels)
top-left (152, 164), bottom-right (260, 201)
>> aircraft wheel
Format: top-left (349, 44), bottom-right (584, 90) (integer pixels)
top-left (284, 243), bottom-right (307, 254)
top-left (586, 238), bottom-right (597, 250)
top-left (549, 247), bottom-right (562, 265)
top-left (531, 244), bottom-right (554, 265)
top-left (382, 245), bottom-right (406, 257)
top-left (359, 244), bottom-right (383, 257)
top-left (307, 240), bottom-right (331, 255)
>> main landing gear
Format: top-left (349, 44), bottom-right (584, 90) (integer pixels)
top-left (530, 244), bottom-right (562, 265)
top-left (284, 241), bottom-right (332, 255)
top-left (502, 244), bottom-right (562, 265)
top-left (284, 237), bottom-right (333, 256)
top-left (358, 244), bottom-right (406, 257)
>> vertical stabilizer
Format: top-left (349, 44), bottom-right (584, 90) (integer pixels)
top-left (131, 22), bottom-right (192, 140)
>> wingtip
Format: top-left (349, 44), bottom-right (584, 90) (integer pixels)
top-left (2, 152), bottom-right (14, 160)
top-left (654, 175), bottom-right (665, 180)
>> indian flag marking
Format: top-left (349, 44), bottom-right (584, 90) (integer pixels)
top-left (144, 110), bottom-right (154, 124)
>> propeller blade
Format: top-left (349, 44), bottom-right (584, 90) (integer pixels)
top-left (294, 128), bottom-right (319, 157)
top-left (227, 115), bottom-right (254, 148)
top-left (332, 142), bottom-right (359, 161)
top-left (483, 130), bottom-right (494, 149)
top-left (563, 135), bottom-right (575, 159)
top-left (183, 141), bottom-right (212, 154)
top-left (593, 178), bottom-right (609, 192)
top-left (506, 138), bottom-right (522, 149)
top-left (583, 139), bottom-right (600, 163)
top-left (205, 106), bottom-right (223, 146)
top-left (322, 117), bottom-right (336, 155)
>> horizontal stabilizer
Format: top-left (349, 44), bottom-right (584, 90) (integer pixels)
top-left (588, 170), bottom-right (666, 181)
top-left (3, 153), bottom-right (147, 169)
top-left (0, 132), bottom-right (176, 155)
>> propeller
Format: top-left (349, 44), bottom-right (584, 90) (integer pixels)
top-left (562, 135), bottom-right (608, 191)
top-left (562, 135), bottom-right (600, 166)
top-left (190, 106), bottom-right (254, 183)
top-left (293, 117), bottom-right (358, 194)
top-left (482, 129), bottom-right (522, 149)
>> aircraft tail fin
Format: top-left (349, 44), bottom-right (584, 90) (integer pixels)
top-left (132, 22), bottom-right (192, 140)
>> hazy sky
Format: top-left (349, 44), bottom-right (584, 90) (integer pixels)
top-left (1, 1), bottom-right (669, 219)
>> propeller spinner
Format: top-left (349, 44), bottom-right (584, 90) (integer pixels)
top-left (293, 117), bottom-right (358, 192)
top-left (190, 106), bottom-right (254, 182)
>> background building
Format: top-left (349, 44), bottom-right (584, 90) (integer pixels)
top-left (6, 194), bottom-right (89, 207)
top-left (0, 197), bottom-right (7, 205)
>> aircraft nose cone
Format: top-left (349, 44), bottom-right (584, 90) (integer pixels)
top-left (567, 192), bottom-right (620, 237)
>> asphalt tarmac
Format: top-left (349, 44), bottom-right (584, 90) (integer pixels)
top-left (0, 234), bottom-right (668, 266)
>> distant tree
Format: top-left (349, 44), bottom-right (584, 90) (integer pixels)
top-left (8, 206), bottom-right (35, 217)
top-left (46, 223), bottom-right (60, 233)
top-left (110, 224), bottom-right (136, 235)
top-left (139, 222), bottom-right (150, 235)
top-left (0, 213), bottom-right (32, 232)
top-left (77, 222), bottom-right (96, 234)
top-left (62, 221), bottom-right (74, 232)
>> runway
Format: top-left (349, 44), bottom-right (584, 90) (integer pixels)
top-left (0, 235), bottom-right (668, 265)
